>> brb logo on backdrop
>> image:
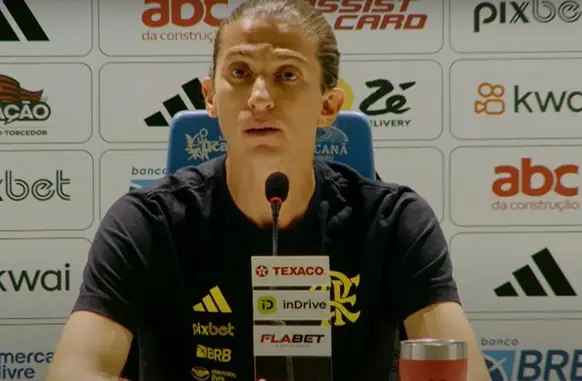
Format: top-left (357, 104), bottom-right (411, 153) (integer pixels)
top-left (0, 170), bottom-right (71, 202)
top-left (475, 82), bottom-right (582, 115)
top-left (141, 0), bottom-right (228, 42)
top-left (307, 0), bottom-right (427, 31)
top-left (474, 0), bottom-right (582, 32)
top-left (359, 79), bottom-right (415, 128)
top-left (491, 158), bottom-right (579, 213)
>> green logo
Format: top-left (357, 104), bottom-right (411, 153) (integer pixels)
top-left (257, 296), bottom-right (277, 314)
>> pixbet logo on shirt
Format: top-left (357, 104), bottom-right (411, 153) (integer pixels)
top-left (473, 0), bottom-right (582, 33)
top-left (307, 0), bottom-right (427, 31)
top-left (474, 82), bottom-right (582, 116)
top-left (141, 0), bottom-right (227, 43)
top-left (491, 158), bottom-right (580, 213)
top-left (255, 265), bottom-right (325, 278)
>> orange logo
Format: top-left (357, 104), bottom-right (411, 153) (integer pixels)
top-left (492, 158), bottom-right (579, 198)
top-left (475, 83), bottom-right (505, 116)
top-left (142, 0), bottom-right (226, 28)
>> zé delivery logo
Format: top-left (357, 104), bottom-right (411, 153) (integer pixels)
top-left (491, 158), bottom-right (580, 213)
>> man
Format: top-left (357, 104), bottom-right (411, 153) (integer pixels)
top-left (47, 0), bottom-right (490, 380)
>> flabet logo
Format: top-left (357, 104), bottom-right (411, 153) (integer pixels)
top-left (475, 82), bottom-right (582, 116)
top-left (310, 271), bottom-right (361, 327)
top-left (308, 0), bottom-right (427, 31)
top-left (491, 158), bottom-right (580, 213)
top-left (474, 0), bottom-right (582, 33)
top-left (129, 166), bottom-right (166, 191)
top-left (0, 264), bottom-right (70, 292)
top-left (482, 337), bottom-right (582, 381)
top-left (185, 128), bottom-right (227, 162)
top-left (192, 322), bottom-right (235, 337)
top-left (0, 74), bottom-right (51, 138)
top-left (141, 0), bottom-right (226, 43)
top-left (0, 351), bottom-right (53, 379)
top-left (0, 170), bottom-right (71, 202)
top-left (260, 333), bottom-right (325, 345)
top-left (359, 79), bottom-right (415, 128)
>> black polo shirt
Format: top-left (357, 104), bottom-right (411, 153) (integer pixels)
top-left (73, 156), bottom-right (459, 381)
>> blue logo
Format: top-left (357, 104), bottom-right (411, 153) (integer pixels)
top-left (484, 350), bottom-right (516, 381)
top-left (129, 179), bottom-right (157, 191)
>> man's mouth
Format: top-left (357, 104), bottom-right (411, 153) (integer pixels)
top-left (244, 127), bottom-right (281, 136)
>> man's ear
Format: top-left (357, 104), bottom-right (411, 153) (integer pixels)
top-left (317, 87), bottom-right (345, 128)
top-left (202, 77), bottom-right (218, 118)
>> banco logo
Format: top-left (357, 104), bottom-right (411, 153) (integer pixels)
top-left (310, 271), bottom-right (361, 327)
top-left (184, 128), bottom-right (227, 162)
top-left (141, 0), bottom-right (225, 43)
top-left (0, 351), bottom-right (53, 379)
top-left (495, 248), bottom-right (576, 298)
top-left (257, 295), bottom-right (277, 314)
top-left (359, 79), bottom-right (415, 128)
top-left (0, 0), bottom-right (49, 41)
top-left (475, 82), bottom-right (582, 116)
top-left (491, 158), bottom-right (580, 213)
top-left (482, 337), bottom-right (582, 381)
top-left (0, 170), bottom-right (71, 202)
top-left (474, 0), bottom-right (582, 32)
top-left (144, 77), bottom-right (205, 127)
top-left (192, 322), bottom-right (235, 337)
top-left (196, 344), bottom-right (231, 363)
top-left (0, 263), bottom-right (70, 292)
top-left (193, 286), bottom-right (232, 313)
top-left (308, 0), bottom-right (427, 31)
top-left (129, 166), bottom-right (166, 191)
top-left (0, 74), bottom-right (51, 138)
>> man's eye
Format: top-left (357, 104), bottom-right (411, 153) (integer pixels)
top-left (281, 71), bottom-right (297, 81)
top-left (232, 68), bottom-right (249, 78)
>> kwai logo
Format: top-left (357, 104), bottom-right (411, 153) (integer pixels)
top-left (359, 78), bottom-right (416, 128)
top-left (0, 263), bottom-right (70, 292)
top-left (0, 351), bottom-right (53, 380)
top-left (474, 0), bottom-right (582, 33)
top-left (475, 82), bottom-right (582, 116)
top-left (129, 166), bottom-right (166, 191)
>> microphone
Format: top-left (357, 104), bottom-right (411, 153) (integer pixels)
top-left (265, 172), bottom-right (289, 257)
top-left (264, 172), bottom-right (294, 381)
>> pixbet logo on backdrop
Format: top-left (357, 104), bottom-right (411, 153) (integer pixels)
top-left (358, 78), bottom-right (416, 128)
top-left (474, 82), bottom-right (582, 116)
top-left (0, 170), bottom-right (71, 202)
top-left (0, 351), bottom-right (53, 380)
top-left (0, 74), bottom-right (52, 138)
top-left (255, 265), bottom-right (325, 278)
top-left (307, 0), bottom-right (427, 31)
top-left (491, 158), bottom-right (579, 213)
top-left (0, 263), bottom-right (70, 292)
top-left (474, 0), bottom-right (582, 33)
top-left (141, 0), bottom-right (227, 43)
top-left (482, 337), bottom-right (582, 381)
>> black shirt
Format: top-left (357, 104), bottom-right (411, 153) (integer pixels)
top-left (73, 156), bottom-right (459, 381)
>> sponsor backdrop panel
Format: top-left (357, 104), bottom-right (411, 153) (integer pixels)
top-left (1, 1), bottom-right (582, 380)
top-left (0, 324), bottom-right (64, 380)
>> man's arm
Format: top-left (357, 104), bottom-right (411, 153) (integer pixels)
top-left (390, 190), bottom-right (491, 381)
top-left (47, 193), bottom-right (159, 381)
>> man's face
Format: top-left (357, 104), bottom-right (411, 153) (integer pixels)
top-left (202, 17), bottom-right (344, 160)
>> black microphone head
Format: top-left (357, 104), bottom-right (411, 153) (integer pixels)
top-left (265, 172), bottom-right (289, 204)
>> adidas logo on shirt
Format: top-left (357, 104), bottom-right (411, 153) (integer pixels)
top-left (495, 248), bottom-right (576, 297)
top-left (193, 286), bottom-right (232, 313)
top-left (144, 77), bottom-right (205, 127)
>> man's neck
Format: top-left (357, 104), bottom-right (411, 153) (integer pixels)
top-left (225, 155), bottom-right (315, 228)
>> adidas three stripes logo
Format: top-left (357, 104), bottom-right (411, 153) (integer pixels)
top-left (193, 286), bottom-right (232, 313)
top-left (0, 0), bottom-right (49, 41)
top-left (144, 77), bottom-right (206, 127)
top-left (495, 248), bottom-right (576, 297)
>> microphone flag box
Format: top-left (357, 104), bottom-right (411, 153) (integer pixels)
top-left (251, 255), bottom-right (333, 381)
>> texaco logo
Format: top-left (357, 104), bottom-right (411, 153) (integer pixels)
top-left (255, 265), bottom-right (268, 277)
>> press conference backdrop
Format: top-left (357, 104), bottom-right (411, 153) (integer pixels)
top-left (1, 1), bottom-right (581, 380)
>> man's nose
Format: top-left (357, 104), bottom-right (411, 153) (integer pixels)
top-left (248, 77), bottom-right (275, 112)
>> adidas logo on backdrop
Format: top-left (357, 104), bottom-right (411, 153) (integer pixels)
top-left (0, 0), bottom-right (49, 41)
top-left (495, 248), bottom-right (576, 297)
top-left (144, 77), bottom-right (205, 127)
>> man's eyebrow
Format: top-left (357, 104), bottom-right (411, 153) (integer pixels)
top-left (223, 45), bottom-right (308, 63)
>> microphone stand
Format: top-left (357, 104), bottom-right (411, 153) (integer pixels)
top-left (270, 200), bottom-right (295, 381)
